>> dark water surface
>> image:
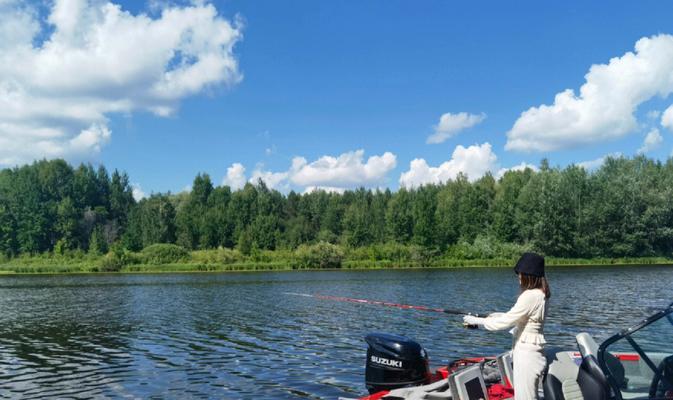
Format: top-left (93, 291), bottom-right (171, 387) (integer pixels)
top-left (0, 266), bottom-right (671, 399)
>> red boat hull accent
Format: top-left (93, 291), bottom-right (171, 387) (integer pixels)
top-left (616, 354), bottom-right (639, 361)
top-left (357, 357), bottom-right (514, 400)
top-left (357, 384), bottom-right (514, 400)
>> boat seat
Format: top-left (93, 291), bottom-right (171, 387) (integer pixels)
top-left (576, 333), bottom-right (627, 391)
top-left (576, 333), bottom-right (598, 358)
top-left (577, 355), bottom-right (610, 400)
top-left (543, 348), bottom-right (583, 400)
top-left (496, 351), bottom-right (514, 387)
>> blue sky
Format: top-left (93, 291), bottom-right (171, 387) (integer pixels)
top-left (2, 1), bottom-right (673, 196)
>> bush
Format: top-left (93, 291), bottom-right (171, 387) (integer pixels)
top-left (295, 241), bottom-right (344, 269)
top-left (99, 252), bottom-right (123, 272)
top-left (361, 243), bottom-right (405, 261)
top-left (98, 243), bottom-right (139, 272)
top-left (408, 245), bottom-right (437, 266)
top-left (191, 248), bottom-right (246, 264)
top-left (444, 235), bottom-right (532, 260)
top-left (343, 243), bottom-right (431, 265)
top-left (343, 246), bottom-right (370, 261)
top-left (140, 243), bottom-right (189, 264)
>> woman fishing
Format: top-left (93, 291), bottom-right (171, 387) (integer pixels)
top-left (463, 252), bottom-right (551, 400)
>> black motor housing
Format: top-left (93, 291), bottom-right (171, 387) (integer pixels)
top-left (364, 333), bottom-right (430, 394)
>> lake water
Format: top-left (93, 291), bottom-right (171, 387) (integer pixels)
top-left (0, 266), bottom-right (671, 399)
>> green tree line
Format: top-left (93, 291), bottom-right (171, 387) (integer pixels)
top-left (2, 156), bottom-right (673, 260)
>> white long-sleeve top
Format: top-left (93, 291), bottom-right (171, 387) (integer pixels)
top-left (482, 289), bottom-right (547, 349)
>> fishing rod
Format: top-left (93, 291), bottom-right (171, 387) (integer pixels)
top-left (283, 292), bottom-right (484, 318)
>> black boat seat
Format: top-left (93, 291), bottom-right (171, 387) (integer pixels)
top-left (577, 355), bottom-right (610, 400)
top-left (576, 332), bottom-right (598, 358)
top-left (576, 333), bottom-right (627, 391)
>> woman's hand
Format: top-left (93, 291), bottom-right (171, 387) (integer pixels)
top-left (463, 315), bottom-right (485, 327)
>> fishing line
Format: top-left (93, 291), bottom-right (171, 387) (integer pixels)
top-left (283, 292), bottom-right (484, 318)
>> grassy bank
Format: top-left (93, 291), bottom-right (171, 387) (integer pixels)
top-left (0, 243), bottom-right (672, 274)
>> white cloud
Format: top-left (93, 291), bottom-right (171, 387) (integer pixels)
top-left (506, 34), bottom-right (673, 152)
top-left (250, 168), bottom-right (288, 190)
top-left (0, 0), bottom-right (242, 165)
top-left (0, 2), bottom-right (38, 51)
top-left (663, 105), bottom-right (673, 131)
top-left (223, 162), bottom-right (246, 190)
top-left (68, 124), bottom-right (112, 155)
top-left (577, 158), bottom-right (603, 170)
top-left (399, 142), bottom-right (498, 187)
top-left (224, 150), bottom-right (397, 192)
top-left (289, 150), bottom-right (396, 187)
top-left (426, 112), bottom-right (486, 144)
top-left (496, 162), bottom-right (538, 179)
top-left (131, 183), bottom-right (146, 201)
top-left (577, 152), bottom-right (622, 171)
top-left (638, 128), bottom-right (663, 154)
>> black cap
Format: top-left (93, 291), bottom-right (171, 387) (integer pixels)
top-left (514, 252), bottom-right (545, 277)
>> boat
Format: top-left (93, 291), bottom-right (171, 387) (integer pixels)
top-left (340, 301), bottom-right (673, 400)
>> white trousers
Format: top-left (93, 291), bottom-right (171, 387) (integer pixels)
top-left (512, 343), bottom-right (547, 400)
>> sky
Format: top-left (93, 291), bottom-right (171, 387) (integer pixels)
top-left (1, 0), bottom-right (673, 198)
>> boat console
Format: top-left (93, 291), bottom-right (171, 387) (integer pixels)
top-left (448, 364), bottom-right (489, 400)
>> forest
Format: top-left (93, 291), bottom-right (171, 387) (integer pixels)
top-left (1, 156), bottom-right (672, 271)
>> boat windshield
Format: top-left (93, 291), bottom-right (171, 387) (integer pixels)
top-left (601, 307), bottom-right (673, 399)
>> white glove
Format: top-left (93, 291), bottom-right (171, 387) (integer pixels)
top-left (463, 315), bottom-right (485, 326)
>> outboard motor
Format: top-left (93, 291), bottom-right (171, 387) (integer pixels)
top-left (365, 333), bottom-right (430, 394)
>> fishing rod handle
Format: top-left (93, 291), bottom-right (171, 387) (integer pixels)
top-left (444, 309), bottom-right (484, 318)
top-left (461, 312), bottom-right (485, 329)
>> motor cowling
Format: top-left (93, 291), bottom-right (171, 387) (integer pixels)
top-left (365, 332), bottom-right (430, 394)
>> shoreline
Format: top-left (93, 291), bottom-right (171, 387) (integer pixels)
top-left (0, 256), bottom-right (672, 275)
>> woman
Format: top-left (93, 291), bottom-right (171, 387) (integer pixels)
top-left (463, 252), bottom-right (550, 400)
